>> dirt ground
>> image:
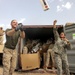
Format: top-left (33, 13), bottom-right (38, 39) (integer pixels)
top-left (0, 66), bottom-right (74, 75)
top-left (0, 66), bottom-right (57, 75)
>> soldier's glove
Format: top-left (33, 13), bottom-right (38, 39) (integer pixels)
top-left (20, 25), bottom-right (24, 31)
top-left (15, 23), bottom-right (23, 31)
top-left (15, 23), bottom-right (22, 31)
top-left (20, 23), bottom-right (26, 31)
top-left (18, 23), bottom-right (25, 31)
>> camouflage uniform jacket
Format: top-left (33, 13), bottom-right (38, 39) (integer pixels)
top-left (53, 28), bottom-right (71, 54)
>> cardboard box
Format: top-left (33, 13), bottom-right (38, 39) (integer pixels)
top-left (20, 52), bottom-right (40, 70)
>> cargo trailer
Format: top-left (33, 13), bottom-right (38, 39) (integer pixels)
top-left (18, 24), bottom-right (75, 74)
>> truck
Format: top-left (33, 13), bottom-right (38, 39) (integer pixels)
top-left (0, 23), bottom-right (75, 74)
top-left (64, 23), bottom-right (75, 74)
top-left (20, 24), bottom-right (75, 73)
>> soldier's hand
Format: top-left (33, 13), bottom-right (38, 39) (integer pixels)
top-left (53, 20), bottom-right (57, 25)
top-left (20, 25), bottom-right (24, 31)
top-left (15, 23), bottom-right (22, 31)
top-left (18, 23), bottom-right (26, 31)
top-left (64, 38), bottom-right (68, 41)
top-left (64, 38), bottom-right (70, 44)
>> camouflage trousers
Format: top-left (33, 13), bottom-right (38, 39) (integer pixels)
top-left (45, 49), bottom-right (55, 68)
top-left (3, 47), bottom-right (17, 75)
top-left (54, 53), bottom-right (70, 75)
top-left (0, 36), bottom-right (3, 45)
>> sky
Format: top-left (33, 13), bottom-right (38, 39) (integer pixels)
top-left (0, 0), bottom-right (75, 30)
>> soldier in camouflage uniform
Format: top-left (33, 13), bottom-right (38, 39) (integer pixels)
top-left (45, 39), bottom-right (55, 70)
top-left (53, 20), bottom-right (71, 75)
top-left (3, 20), bottom-right (25, 75)
top-left (0, 27), bottom-right (4, 45)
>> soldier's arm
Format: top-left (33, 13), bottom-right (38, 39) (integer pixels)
top-left (20, 31), bottom-right (25, 38)
top-left (53, 20), bottom-right (60, 41)
top-left (53, 20), bottom-right (57, 28)
top-left (64, 38), bottom-right (72, 49)
top-left (62, 38), bottom-right (71, 49)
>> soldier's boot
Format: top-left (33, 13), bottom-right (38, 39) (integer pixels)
top-left (43, 65), bottom-right (51, 72)
top-left (52, 67), bottom-right (56, 73)
top-left (9, 73), bottom-right (13, 75)
top-left (43, 65), bottom-right (48, 70)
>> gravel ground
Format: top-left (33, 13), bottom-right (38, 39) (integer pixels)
top-left (0, 66), bottom-right (57, 75)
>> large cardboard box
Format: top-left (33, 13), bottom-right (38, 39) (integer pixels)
top-left (20, 52), bottom-right (40, 70)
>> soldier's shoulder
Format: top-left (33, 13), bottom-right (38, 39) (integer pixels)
top-left (5, 28), bottom-right (12, 32)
